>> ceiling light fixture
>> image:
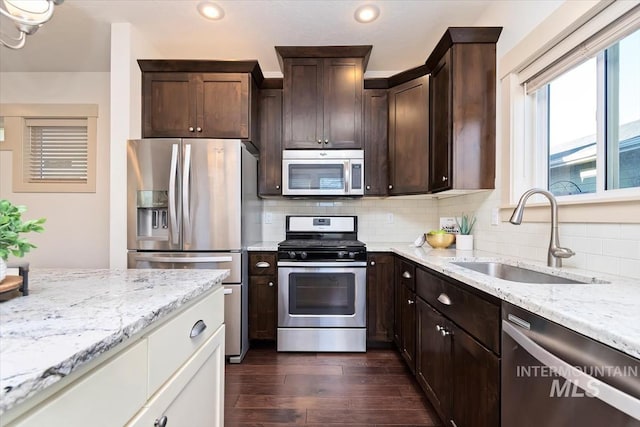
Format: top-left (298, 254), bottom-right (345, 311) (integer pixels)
top-left (197, 1), bottom-right (225, 20)
top-left (354, 4), bottom-right (380, 24)
top-left (0, 0), bottom-right (63, 49)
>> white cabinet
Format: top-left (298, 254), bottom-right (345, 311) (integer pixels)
top-left (127, 325), bottom-right (225, 427)
top-left (5, 287), bottom-right (225, 427)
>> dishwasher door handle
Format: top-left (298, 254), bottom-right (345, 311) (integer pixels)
top-left (503, 320), bottom-right (640, 420)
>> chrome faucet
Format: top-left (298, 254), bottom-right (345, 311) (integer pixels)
top-left (509, 188), bottom-right (575, 268)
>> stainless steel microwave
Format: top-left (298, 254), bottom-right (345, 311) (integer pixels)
top-left (282, 150), bottom-right (364, 196)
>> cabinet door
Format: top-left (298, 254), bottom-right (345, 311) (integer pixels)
top-left (258, 89), bottom-right (283, 196)
top-left (388, 75), bottom-right (429, 194)
top-left (416, 299), bottom-right (452, 422)
top-left (363, 89), bottom-right (389, 196)
top-left (401, 286), bottom-right (416, 372)
top-left (451, 324), bottom-right (500, 427)
top-left (393, 270), bottom-right (403, 349)
top-left (323, 57), bottom-right (363, 149)
top-left (142, 72), bottom-right (195, 138)
top-left (283, 58), bottom-right (323, 148)
top-left (366, 253), bottom-right (394, 343)
top-left (429, 50), bottom-right (452, 192)
top-left (198, 73), bottom-right (250, 139)
top-left (249, 275), bottom-right (277, 340)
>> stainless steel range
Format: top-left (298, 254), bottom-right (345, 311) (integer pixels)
top-left (277, 216), bottom-right (367, 352)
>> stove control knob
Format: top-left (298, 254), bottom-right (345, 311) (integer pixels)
top-left (348, 252), bottom-right (356, 259)
top-left (300, 251), bottom-right (308, 260)
top-left (337, 251), bottom-right (347, 259)
top-left (288, 251), bottom-right (297, 259)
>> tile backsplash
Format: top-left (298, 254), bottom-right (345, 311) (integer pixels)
top-left (262, 197), bottom-right (439, 243)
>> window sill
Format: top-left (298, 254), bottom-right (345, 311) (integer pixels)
top-left (499, 197), bottom-right (639, 224)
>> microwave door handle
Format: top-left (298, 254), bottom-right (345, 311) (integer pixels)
top-left (182, 143), bottom-right (192, 246)
top-left (344, 160), bottom-right (350, 193)
top-left (502, 320), bottom-right (640, 420)
top-left (168, 144), bottom-right (179, 244)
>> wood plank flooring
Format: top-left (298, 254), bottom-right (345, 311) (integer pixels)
top-left (225, 346), bottom-right (442, 426)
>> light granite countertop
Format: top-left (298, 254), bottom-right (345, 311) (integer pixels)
top-left (247, 240), bottom-right (639, 359)
top-left (0, 268), bottom-right (229, 415)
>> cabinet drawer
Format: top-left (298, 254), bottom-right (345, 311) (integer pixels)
top-left (147, 287), bottom-right (224, 394)
top-left (11, 340), bottom-right (147, 427)
top-left (416, 267), bottom-right (500, 354)
top-left (396, 258), bottom-right (416, 291)
top-left (249, 252), bottom-right (277, 276)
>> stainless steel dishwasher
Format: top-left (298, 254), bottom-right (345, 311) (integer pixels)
top-left (502, 302), bottom-right (640, 426)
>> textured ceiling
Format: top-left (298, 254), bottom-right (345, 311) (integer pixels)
top-left (1, 0), bottom-right (504, 74)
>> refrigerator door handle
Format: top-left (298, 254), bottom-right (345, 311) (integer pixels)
top-left (182, 143), bottom-right (192, 246)
top-left (133, 255), bottom-right (233, 263)
top-left (168, 144), bottom-right (179, 244)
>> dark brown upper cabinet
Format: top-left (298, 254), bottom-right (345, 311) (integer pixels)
top-left (138, 60), bottom-right (262, 143)
top-left (258, 88), bottom-right (283, 196)
top-left (426, 27), bottom-right (502, 192)
top-left (363, 89), bottom-right (389, 196)
top-left (276, 46), bottom-right (372, 150)
top-left (388, 74), bottom-right (430, 195)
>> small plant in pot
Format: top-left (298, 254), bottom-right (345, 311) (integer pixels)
top-left (455, 213), bottom-right (476, 251)
top-left (0, 199), bottom-right (46, 282)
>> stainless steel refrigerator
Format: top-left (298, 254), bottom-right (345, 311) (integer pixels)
top-left (127, 138), bottom-right (261, 363)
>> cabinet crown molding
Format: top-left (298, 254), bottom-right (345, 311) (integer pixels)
top-left (274, 45), bottom-right (373, 72)
top-left (425, 27), bottom-right (502, 72)
top-left (137, 59), bottom-right (264, 86)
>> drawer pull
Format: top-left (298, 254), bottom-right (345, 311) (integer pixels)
top-left (407, 299), bottom-right (415, 305)
top-left (154, 416), bottom-right (168, 427)
top-left (437, 293), bottom-right (452, 306)
top-left (402, 271), bottom-right (412, 279)
top-left (255, 261), bottom-right (271, 268)
top-left (189, 319), bottom-right (207, 338)
top-left (370, 261), bottom-right (375, 266)
top-left (268, 281), bottom-right (274, 287)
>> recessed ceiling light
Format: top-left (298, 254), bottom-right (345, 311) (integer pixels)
top-left (354, 4), bottom-right (379, 24)
top-left (197, 1), bottom-right (224, 20)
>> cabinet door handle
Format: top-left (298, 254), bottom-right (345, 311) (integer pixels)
top-left (370, 261), bottom-right (376, 266)
top-left (276, 185), bottom-right (280, 190)
top-left (366, 185), bottom-right (371, 190)
top-left (442, 176), bottom-right (448, 182)
top-left (440, 328), bottom-right (452, 337)
top-left (268, 281), bottom-right (274, 287)
top-left (402, 271), bottom-right (412, 279)
top-left (188, 126), bottom-right (194, 132)
top-left (437, 293), bottom-right (452, 306)
top-left (255, 261), bottom-right (271, 268)
top-left (407, 299), bottom-right (415, 305)
top-left (436, 325), bottom-right (443, 332)
top-left (154, 416), bottom-right (168, 427)
top-left (324, 139), bottom-right (329, 144)
top-left (317, 139), bottom-right (322, 144)
top-left (189, 319), bottom-right (207, 338)
top-left (196, 127), bottom-right (202, 132)
top-left (388, 184), bottom-right (393, 190)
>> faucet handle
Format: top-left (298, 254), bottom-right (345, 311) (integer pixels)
top-left (552, 247), bottom-right (575, 259)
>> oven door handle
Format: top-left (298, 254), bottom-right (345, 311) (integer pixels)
top-left (278, 261), bottom-right (367, 268)
top-left (503, 320), bottom-right (640, 420)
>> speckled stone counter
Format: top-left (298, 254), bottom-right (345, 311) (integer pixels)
top-left (0, 268), bottom-right (228, 415)
top-left (390, 244), bottom-right (640, 360)
top-left (247, 242), bottom-right (279, 251)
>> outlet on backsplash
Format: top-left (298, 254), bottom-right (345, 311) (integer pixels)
top-left (439, 217), bottom-right (458, 233)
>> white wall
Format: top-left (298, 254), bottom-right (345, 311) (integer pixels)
top-left (0, 72), bottom-right (111, 268)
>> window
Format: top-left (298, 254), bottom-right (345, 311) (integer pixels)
top-left (534, 29), bottom-right (640, 198)
top-left (24, 118), bottom-right (90, 184)
top-left (0, 104), bottom-right (97, 193)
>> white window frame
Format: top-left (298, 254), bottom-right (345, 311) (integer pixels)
top-left (500, 2), bottom-right (640, 223)
top-left (0, 104), bottom-right (98, 193)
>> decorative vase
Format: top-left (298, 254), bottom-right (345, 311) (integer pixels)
top-left (456, 234), bottom-right (474, 251)
top-left (0, 258), bottom-right (6, 283)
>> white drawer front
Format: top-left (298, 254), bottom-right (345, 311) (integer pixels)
top-left (147, 286), bottom-right (224, 394)
top-left (10, 340), bottom-right (148, 427)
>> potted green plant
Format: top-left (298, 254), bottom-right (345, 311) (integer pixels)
top-left (455, 213), bottom-right (476, 250)
top-left (0, 199), bottom-right (46, 282)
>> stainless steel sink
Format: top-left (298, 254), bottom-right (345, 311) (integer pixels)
top-left (452, 262), bottom-right (591, 284)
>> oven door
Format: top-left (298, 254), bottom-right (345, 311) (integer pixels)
top-left (278, 262), bottom-right (366, 328)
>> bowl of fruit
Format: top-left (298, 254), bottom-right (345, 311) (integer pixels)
top-left (425, 229), bottom-right (456, 249)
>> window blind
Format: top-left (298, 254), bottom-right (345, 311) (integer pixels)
top-left (24, 118), bottom-right (89, 183)
top-left (521, 4), bottom-right (640, 94)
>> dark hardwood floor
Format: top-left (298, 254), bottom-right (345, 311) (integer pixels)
top-left (225, 346), bottom-right (442, 426)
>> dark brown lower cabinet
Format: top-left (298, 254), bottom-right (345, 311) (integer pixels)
top-left (400, 285), bottom-right (416, 372)
top-left (248, 252), bottom-right (278, 340)
top-left (366, 253), bottom-right (394, 343)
